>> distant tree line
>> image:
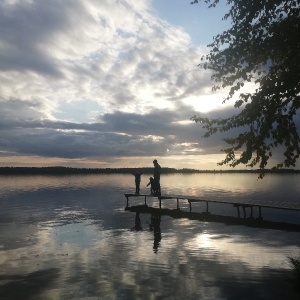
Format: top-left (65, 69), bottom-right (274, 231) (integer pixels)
top-left (0, 167), bottom-right (299, 176)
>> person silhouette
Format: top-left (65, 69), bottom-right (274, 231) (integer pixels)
top-left (153, 159), bottom-right (161, 195)
top-left (147, 176), bottom-right (156, 195)
top-left (131, 170), bottom-right (142, 194)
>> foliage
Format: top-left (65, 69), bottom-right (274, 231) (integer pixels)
top-left (191, 0), bottom-right (300, 171)
top-left (288, 255), bottom-right (300, 294)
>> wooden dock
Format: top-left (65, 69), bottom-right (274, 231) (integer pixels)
top-left (124, 193), bottom-right (158, 207)
top-left (124, 193), bottom-right (300, 219)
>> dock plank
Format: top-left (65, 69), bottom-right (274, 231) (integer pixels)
top-left (125, 193), bottom-right (300, 218)
top-left (159, 195), bottom-right (300, 211)
top-left (124, 193), bottom-right (160, 207)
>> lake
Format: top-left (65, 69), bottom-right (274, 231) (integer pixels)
top-left (0, 173), bottom-right (300, 300)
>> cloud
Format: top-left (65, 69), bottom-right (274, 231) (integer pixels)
top-left (0, 0), bottom-right (212, 111)
top-left (0, 0), bottom-right (255, 168)
top-left (0, 96), bottom-right (230, 162)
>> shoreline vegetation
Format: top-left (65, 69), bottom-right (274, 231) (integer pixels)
top-left (0, 166), bottom-right (300, 175)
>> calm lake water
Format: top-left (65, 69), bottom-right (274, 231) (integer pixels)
top-left (0, 173), bottom-right (300, 300)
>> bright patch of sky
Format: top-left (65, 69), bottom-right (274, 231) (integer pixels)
top-left (54, 100), bottom-right (101, 123)
top-left (152, 0), bottom-right (231, 45)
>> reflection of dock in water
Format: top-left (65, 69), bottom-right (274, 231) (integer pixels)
top-left (125, 205), bottom-right (300, 232)
top-left (124, 193), bottom-right (300, 231)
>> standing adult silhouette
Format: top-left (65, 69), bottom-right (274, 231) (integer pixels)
top-left (153, 159), bottom-right (161, 195)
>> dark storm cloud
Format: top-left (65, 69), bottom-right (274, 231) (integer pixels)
top-left (0, 0), bottom-right (76, 76)
top-left (0, 98), bottom-right (230, 159)
top-left (5, 97), bottom-right (300, 163)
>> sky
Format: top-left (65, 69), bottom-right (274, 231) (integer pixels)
top-left (0, 0), bottom-right (295, 170)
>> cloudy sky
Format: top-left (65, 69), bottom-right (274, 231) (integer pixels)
top-left (0, 0), bottom-right (284, 170)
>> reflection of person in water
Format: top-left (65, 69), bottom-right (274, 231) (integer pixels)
top-left (149, 213), bottom-right (161, 253)
top-left (131, 212), bottom-right (143, 231)
top-left (131, 170), bottom-right (142, 194)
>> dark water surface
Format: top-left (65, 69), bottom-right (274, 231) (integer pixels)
top-left (0, 173), bottom-right (299, 300)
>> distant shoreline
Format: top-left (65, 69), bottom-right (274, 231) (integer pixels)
top-left (0, 166), bottom-right (299, 175)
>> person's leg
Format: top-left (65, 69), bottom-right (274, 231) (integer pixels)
top-left (135, 181), bottom-right (138, 193)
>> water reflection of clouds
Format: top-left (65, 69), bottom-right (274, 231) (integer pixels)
top-left (163, 173), bottom-right (285, 193)
top-left (1, 220), bottom-right (299, 299)
top-left (0, 174), bottom-right (132, 195)
top-left (0, 227), bottom-right (52, 273)
top-left (184, 231), bottom-right (298, 270)
top-left (1, 174), bottom-right (300, 205)
top-left (162, 174), bottom-right (300, 208)
top-left (1, 174), bottom-right (300, 299)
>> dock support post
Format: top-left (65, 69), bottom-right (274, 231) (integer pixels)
top-left (206, 201), bottom-right (208, 213)
top-left (189, 201), bottom-right (192, 212)
top-left (259, 206), bottom-right (262, 218)
top-left (177, 198), bottom-right (179, 210)
top-left (159, 198), bottom-right (162, 209)
top-left (242, 206), bottom-right (246, 218)
top-left (126, 196), bottom-right (129, 207)
top-left (144, 195), bottom-right (147, 205)
top-left (250, 206), bottom-right (253, 218)
top-left (236, 206), bottom-right (240, 218)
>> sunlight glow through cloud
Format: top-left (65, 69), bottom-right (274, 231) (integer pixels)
top-left (182, 94), bottom-right (232, 113)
